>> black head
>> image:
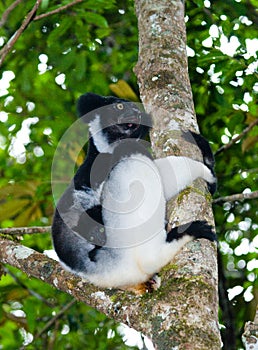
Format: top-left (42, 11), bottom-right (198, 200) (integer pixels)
top-left (77, 93), bottom-right (152, 152)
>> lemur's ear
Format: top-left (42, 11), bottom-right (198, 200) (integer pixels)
top-left (77, 93), bottom-right (109, 122)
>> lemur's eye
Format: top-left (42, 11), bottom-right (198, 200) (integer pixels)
top-left (116, 103), bottom-right (124, 110)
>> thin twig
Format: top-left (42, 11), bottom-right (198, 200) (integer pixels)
top-left (213, 190), bottom-right (258, 204)
top-left (215, 119), bottom-right (258, 156)
top-left (0, 0), bottom-right (24, 28)
top-left (34, 0), bottom-right (83, 21)
top-left (34, 299), bottom-right (77, 339)
top-left (4, 311), bottom-right (27, 328)
top-left (0, 226), bottom-right (51, 235)
top-left (0, 0), bottom-right (42, 68)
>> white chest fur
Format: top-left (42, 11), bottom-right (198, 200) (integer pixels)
top-left (102, 153), bottom-right (166, 249)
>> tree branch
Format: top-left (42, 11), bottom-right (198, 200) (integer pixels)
top-left (0, 226), bottom-right (51, 235)
top-left (3, 265), bottom-right (53, 307)
top-left (242, 310), bottom-right (258, 349)
top-left (0, 0), bottom-right (42, 67)
top-left (215, 119), bottom-right (258, 156)
top-left (34, 0), bottom-right (83, 21)
top-left (0, 237), bottom-right (149, 330)
top-left (213, 190), bottom-right (258, 204)
top-left (0, 236), bottom-right (218, 344)
top-left (0, 0), bottom-right (86, 67)
top-left (0, 0), bottom-right (24, 28)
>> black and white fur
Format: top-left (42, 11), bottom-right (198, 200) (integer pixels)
top-left (52, 93), bottom-right (216, 291)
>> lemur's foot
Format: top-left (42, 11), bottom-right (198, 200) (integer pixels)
top-left (124, 274), bottom-right (161, 295)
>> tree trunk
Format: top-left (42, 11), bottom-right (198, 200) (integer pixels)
top-left (134, 0), bottom-right (221, 348)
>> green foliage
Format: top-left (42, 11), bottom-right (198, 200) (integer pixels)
top-left (0, 266), bottom-right (136, 349)
top-left (0, 0), bottom-right (257, 349)
top-left (186, 0), bottom-right (257, 348)
top-left (0, 1), bottom-right (139, 348)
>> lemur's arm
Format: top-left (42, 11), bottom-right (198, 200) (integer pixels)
top-left (154, 156), bottom-right (216, 201)
top-left (155, 131), bottom-right (216, 201)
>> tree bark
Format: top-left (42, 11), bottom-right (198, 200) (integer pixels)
top-left (134, 0), bottom-right (221, 348)
top-left (242, 310), bottom-right (258, 349)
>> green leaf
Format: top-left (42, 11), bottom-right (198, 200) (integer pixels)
top-left (0, 199), bottom-right (30, 222)
top-left (14, 203), bottom-right (41, 226)
top-left (242, 135), bottom-right (258, 153)
top-left (228, 113), bottom-right (244, 134)
top-left (59, 50), bottom-right (77, 72)
top-left (109, 80), bottom-right (139, 101)
top-left (74, 54), bottom-right (87, 81)
top-left (84, 12), bottom-right (109, 27)
top-left (0, 183), bottom-right (37, 200)
top-left (47, 18), bottom-right (72, 46)
top-left (41, 0), bottom-right (49, 10)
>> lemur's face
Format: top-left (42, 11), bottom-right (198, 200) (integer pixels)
top-left (77, 93), bottom-right (152, 152)
top-left (100, 101), bottom-right (151, 144)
